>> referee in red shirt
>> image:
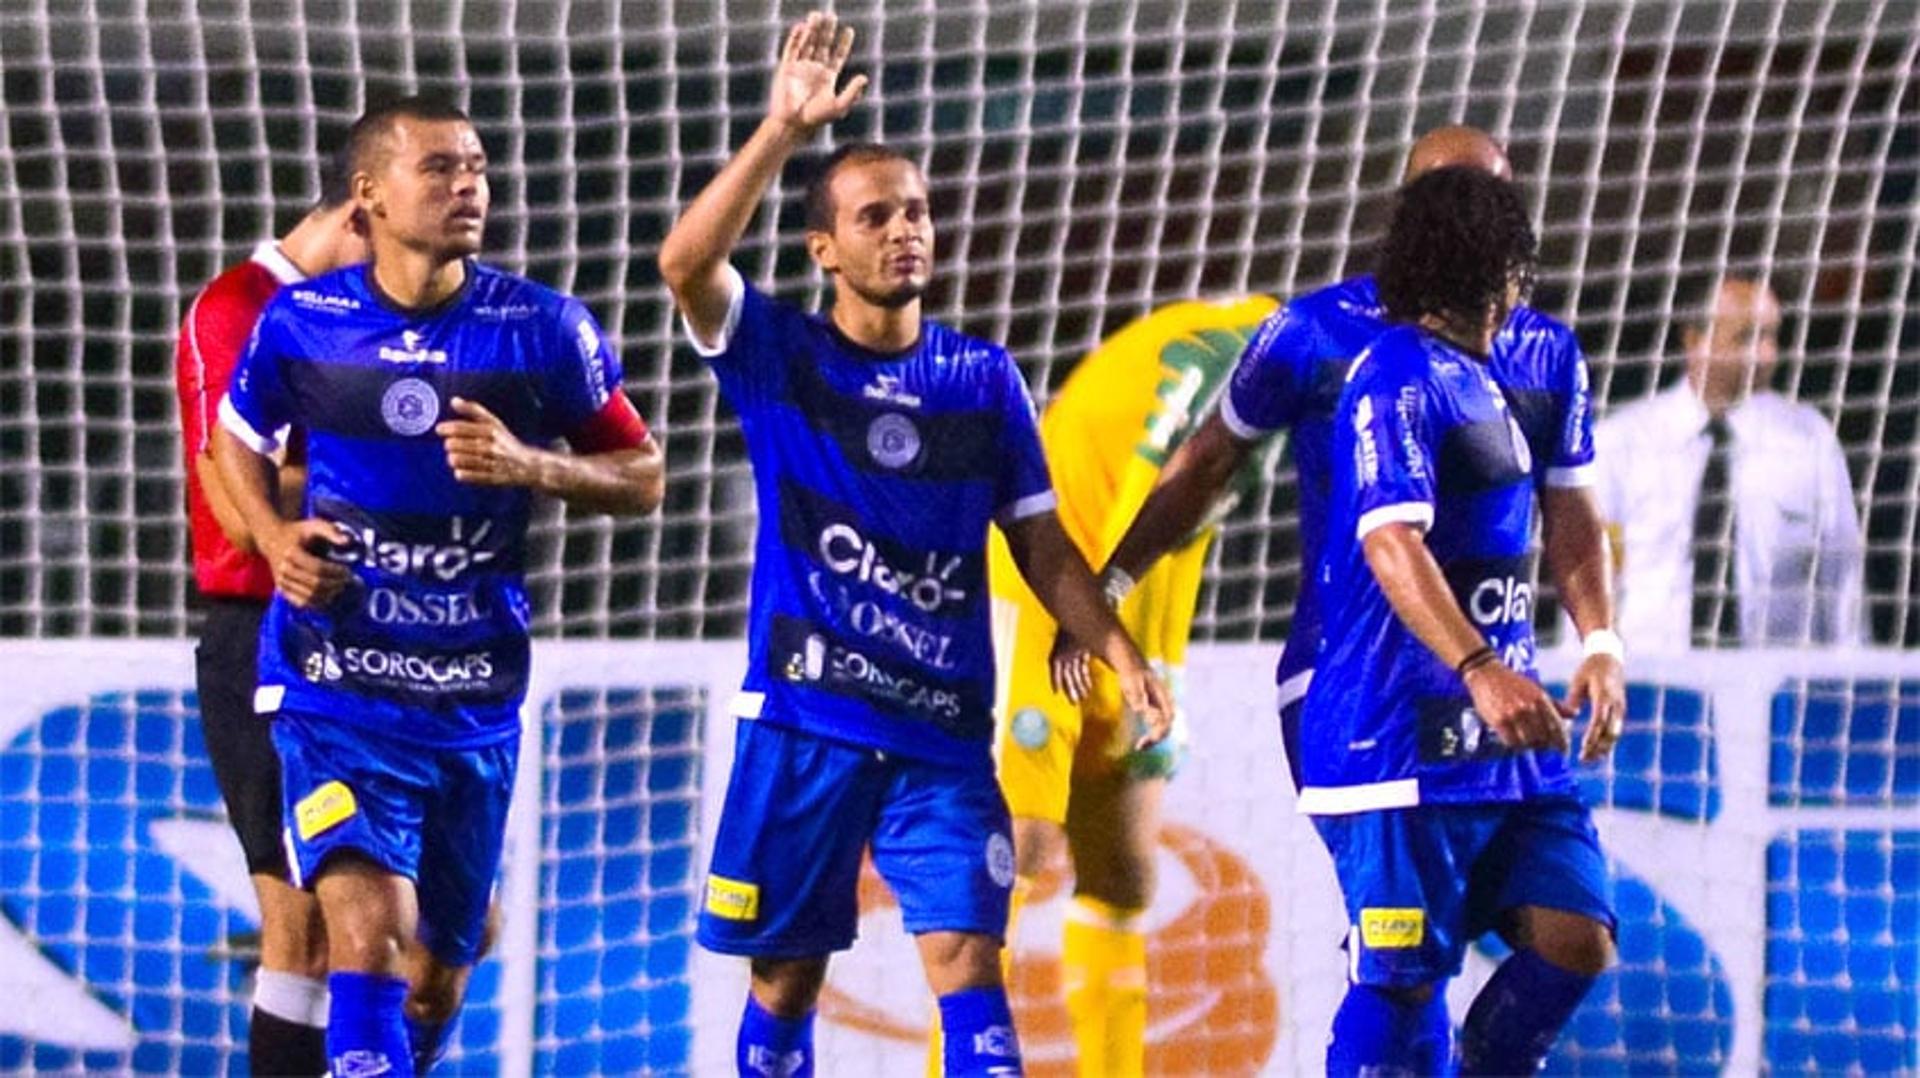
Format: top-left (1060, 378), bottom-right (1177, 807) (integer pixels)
top-left (175, 167), bottom-right (365, 1076)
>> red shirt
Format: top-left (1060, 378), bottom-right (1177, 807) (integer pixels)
top-left (176, 242), bottom-right (305, 600)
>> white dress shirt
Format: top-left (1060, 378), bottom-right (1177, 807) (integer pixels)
top-left (1593, 383), bottom-right (1864, 651)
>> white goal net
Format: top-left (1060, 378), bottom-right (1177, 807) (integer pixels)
top-left (0, 2), bottom-right (1914, 1075)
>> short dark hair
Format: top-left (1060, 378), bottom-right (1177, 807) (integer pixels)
top-left (1375, 166), bottom-right (1538, 328)
top-left (339, 95), bottom-right (474, 189)
top-left (804, 143), bottom-right (916, 232)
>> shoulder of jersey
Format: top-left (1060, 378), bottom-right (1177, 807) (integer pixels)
top-left (1290, 275), bottom-right (1380, 320)
top-left (276, 265), bottom-right (369, 317)
top-left (922, 320), bottom-right (1009, 367)
top-left (464, 262), bottom-right (574, 322)
top-left (1350, 324), bottom-right (1431, 383)
top-left (1501, 303), bottom-right (1577, 350)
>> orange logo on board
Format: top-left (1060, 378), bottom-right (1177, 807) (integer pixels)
top-left (817, 822), bottom-right (1279, 1075)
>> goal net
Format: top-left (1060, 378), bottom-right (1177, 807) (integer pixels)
top-left (0, 1), bottom-right (1914, 1075)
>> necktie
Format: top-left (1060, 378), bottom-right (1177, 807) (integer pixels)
top-left (1690, 415), bottom-right (1740, 646)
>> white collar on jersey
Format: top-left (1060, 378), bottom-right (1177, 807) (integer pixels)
top-left (250, 241), bottom-right (307, 285)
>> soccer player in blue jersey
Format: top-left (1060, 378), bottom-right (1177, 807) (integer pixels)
top-left (213, 96), bottom-right (664, 1076)
top-left (1305, 166), bottom-right (1623, 1076)
top-left (1068, 127), bottom-right (1621, 791)
top-left (657, 13), bottom-right (1174, 1077)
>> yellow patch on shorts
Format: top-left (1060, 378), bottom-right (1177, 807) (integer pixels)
top-left (1359, 907), bottom-right (1426, 949)
top-left (294, 780), bottom-right (357, 841)
top-left (704, 875), bottom-right (760, 922)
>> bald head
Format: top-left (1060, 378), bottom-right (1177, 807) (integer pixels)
top-left (1404, 126), bottom-right (1512, 183)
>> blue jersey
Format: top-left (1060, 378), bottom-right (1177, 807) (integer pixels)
top-left (694, 270), bottom-right (1055, 769)
top-left (1300, 322), bottom-right (1596, 812)
top-left (221, 262), bottom-right (635, 747)
top-left (1220, 277), bottom-right (1384, 704)
top-left (1221, 277), bottom-right (1594, 707)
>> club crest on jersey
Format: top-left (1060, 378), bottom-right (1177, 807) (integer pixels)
top-left (380, 377), bottom-right (441, 436)
top-left (866, 412), bottom-right (921, 470)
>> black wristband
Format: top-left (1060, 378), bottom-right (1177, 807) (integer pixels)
top-left (1456, 645), bottom-right (1498, 678)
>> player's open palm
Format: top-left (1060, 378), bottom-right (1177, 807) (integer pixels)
top-left (1464, 660), bottom-right (1573, 754)
top-left (263, 518), bottom-right (350, 609)
top-left (771, 11), bottom-right (868, 131)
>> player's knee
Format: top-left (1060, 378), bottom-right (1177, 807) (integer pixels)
top-left (1526, 910), bottom-right (1616, 978)
top-left (917, 931), bottom-right (1003, 996)
top-left (749, 956), bottom-right (829, 1017)
top-left (405, 973), bottom-right (466, 1026)
top-left (1010, 816), bottom-right (1064, 882)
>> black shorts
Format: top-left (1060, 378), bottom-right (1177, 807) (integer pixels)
top-left (195, 597), bottom-right (289, 879)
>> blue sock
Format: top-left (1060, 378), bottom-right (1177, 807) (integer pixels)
top-left (738, 994), bottom-right (813, 1078)
top-left (326, 971), bottom-right (410, 1078)
top-left (1326, 982), bottom-right (1450, 1077)
top-left (1459, 948), bottom-right (1596, 1076)
top-left (408, 1011), bottom-right (458, 1074)
top-left (937, 986), bottom-right (1022, 1077)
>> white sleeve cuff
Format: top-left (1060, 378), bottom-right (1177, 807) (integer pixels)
top-left (995, 490), bottom-right (1058, 526)
top-left (681, 265), bottom-right (745, 358)
top-left (1545, 463), bottom-right (1597, 488)
top-left (1216, 390), bottom-right (1273, 442)
top-left (1356, 501), bottom-right (1434, 539)
top-left (218, 394), bottom-right (282, 455)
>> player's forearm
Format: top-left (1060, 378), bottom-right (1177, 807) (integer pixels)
top-left (1105, 418), bottom-right (1248, 582)
top-left (1008, 511), bottom-right (1145, 674)
top-left (212, 428), bottom-right (291, 554)
top-left (1362, 522), bottom-right (1490, 669)
top-left (196, 449), bottom-right (260, 554)
top-left (1541, 486), bottom-right (1615, 639)
top-left (658, 117), bottom-right (811, 304)
top-left (528, 438), bottom-right (665, 516)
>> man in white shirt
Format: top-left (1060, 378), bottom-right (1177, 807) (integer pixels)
top-left (1593, 275), bottom-right (1864, 651)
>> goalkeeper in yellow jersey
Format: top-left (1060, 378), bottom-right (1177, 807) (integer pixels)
top-left (985, 296), bottom-right (1278, 1076)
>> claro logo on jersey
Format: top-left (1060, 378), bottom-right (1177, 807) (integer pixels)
top-left (325, 516), bottom-right (500, 581)
top-left (817, 523), bottom-right (968, 614)
top-left (1468, 575), bottom-right (1534, 627)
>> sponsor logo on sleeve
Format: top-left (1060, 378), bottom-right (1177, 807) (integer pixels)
top-left (1353, 396), bottom-right (1380, 485)
top-left (576, 319), bottom-right (611, 407)
top-left (1359, 907), bottom-right (1425, 949)
top-left (294, 780), bottom-right (357, 841)
top-left (704, 875), bottom-right (760, 922)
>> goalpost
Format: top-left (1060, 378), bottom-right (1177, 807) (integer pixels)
top-left (0, 2), bottom-right (1913, 1074)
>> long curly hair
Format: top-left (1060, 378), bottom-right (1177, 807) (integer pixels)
top-left (1375, 166), bottom-right (1538, 331)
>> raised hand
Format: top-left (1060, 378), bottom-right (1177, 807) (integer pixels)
top-left (770, 11), bottom-right (869, 132)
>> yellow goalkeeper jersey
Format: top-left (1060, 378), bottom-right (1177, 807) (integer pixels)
top-left (1040, 295), bottom-right (1280, 564)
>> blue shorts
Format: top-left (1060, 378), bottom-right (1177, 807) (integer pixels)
top-left (698, 718), bottom-right (1014, 958)
top-left (1313, 796), bottom-right (1616, 987)
top-left (273, 709), bottom-right (516, 966)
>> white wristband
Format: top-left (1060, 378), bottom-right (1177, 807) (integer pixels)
top-left (1582, 628), bottom-right (1625, 662)
top-left (1100, 567), bottom-right (1136, 608)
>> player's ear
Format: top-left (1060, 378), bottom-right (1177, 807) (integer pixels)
top-left (805, 229), bottom-right (837, 274)
top-left (353, 171), bottom-right (380, 219)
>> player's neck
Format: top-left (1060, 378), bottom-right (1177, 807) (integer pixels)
top-left (830, 297), bottom-right (921, 355)
top-left (369, 246), bottom-right (469, 312)
top-left (1417, 313), bottom-right (1495, 359)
